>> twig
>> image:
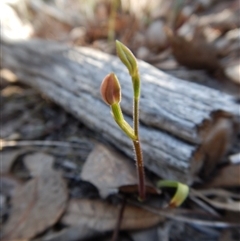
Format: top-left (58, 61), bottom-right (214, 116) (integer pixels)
top-left (111, 197), bottom-right (126, 241)
top-left (195, 189), bottom-right (240, 199)
top-left (127, 199), bottom-right (240, 228)
top-left (189, 195), bottom-right (220, 217)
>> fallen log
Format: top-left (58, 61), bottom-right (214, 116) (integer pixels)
top-left (1, 39), bottom-right (239, 184)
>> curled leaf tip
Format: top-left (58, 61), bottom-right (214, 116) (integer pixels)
top-left (116, 40), bottom-right (138, 77)
top-left (157, 180), bottom-right (189, 208)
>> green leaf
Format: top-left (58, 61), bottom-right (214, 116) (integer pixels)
top-left (115, 40), bottom-right (140, 99)
top-left (157, 180), bottom-right (189, 207)
top-left (116, 40), bottom-right (138, 77)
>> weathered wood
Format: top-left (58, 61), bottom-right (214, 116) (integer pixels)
top-left (1, 39), bottom-right (239, 184)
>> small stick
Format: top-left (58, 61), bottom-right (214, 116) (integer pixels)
top-left (127, 199), bottom-right (240, 228)
top-left (111, 197), bottom-right (127, 241)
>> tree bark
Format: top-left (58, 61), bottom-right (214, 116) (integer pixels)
top-left (1, 39), bottom-right (239, 184)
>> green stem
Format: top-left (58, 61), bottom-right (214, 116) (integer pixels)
top-left (132, 75), bottom-right (140, 99)
top-left (111, 103), bottom-right (136, 140)
top-left (132, 76), bottom-right (145, 201)
top-left (133, 97), bottom-right (139, 136)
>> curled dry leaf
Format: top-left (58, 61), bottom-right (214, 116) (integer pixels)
top-left (81, 144), bottom-right (160, 198)
top-left (62, 198), bottom-right (164, 231)
top-left (1, 153), bottom-right (68, 241)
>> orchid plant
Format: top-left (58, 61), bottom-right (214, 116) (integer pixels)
top-left (100, 40), bottom-right (189, 206)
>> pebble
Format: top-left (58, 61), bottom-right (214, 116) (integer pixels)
top-left (146, 20), bottom-right (167, 49)
top-left (225, 64), bottom-right (240, 85)
top-left (136, 46), bottom-right (150, 60)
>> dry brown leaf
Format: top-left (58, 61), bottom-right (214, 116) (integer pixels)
top-left (166, 27), bottom-right (221, 71)
top-left (206, 164), bottom-right (240, 188)
top-left (81, 144), bottom-right (159, 198)
top-left (2, 154), bottom-right (68, 240)
top-left (62, 198), bottom-right (164, 231)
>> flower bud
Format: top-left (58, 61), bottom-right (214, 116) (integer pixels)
top-left (100, 73), bottom-right (121, 105)
top-left (116, 40), bottom-right (138, 77)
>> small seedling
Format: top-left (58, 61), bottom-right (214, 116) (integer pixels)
top-left (100, 40), bottom-right (189, 205)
